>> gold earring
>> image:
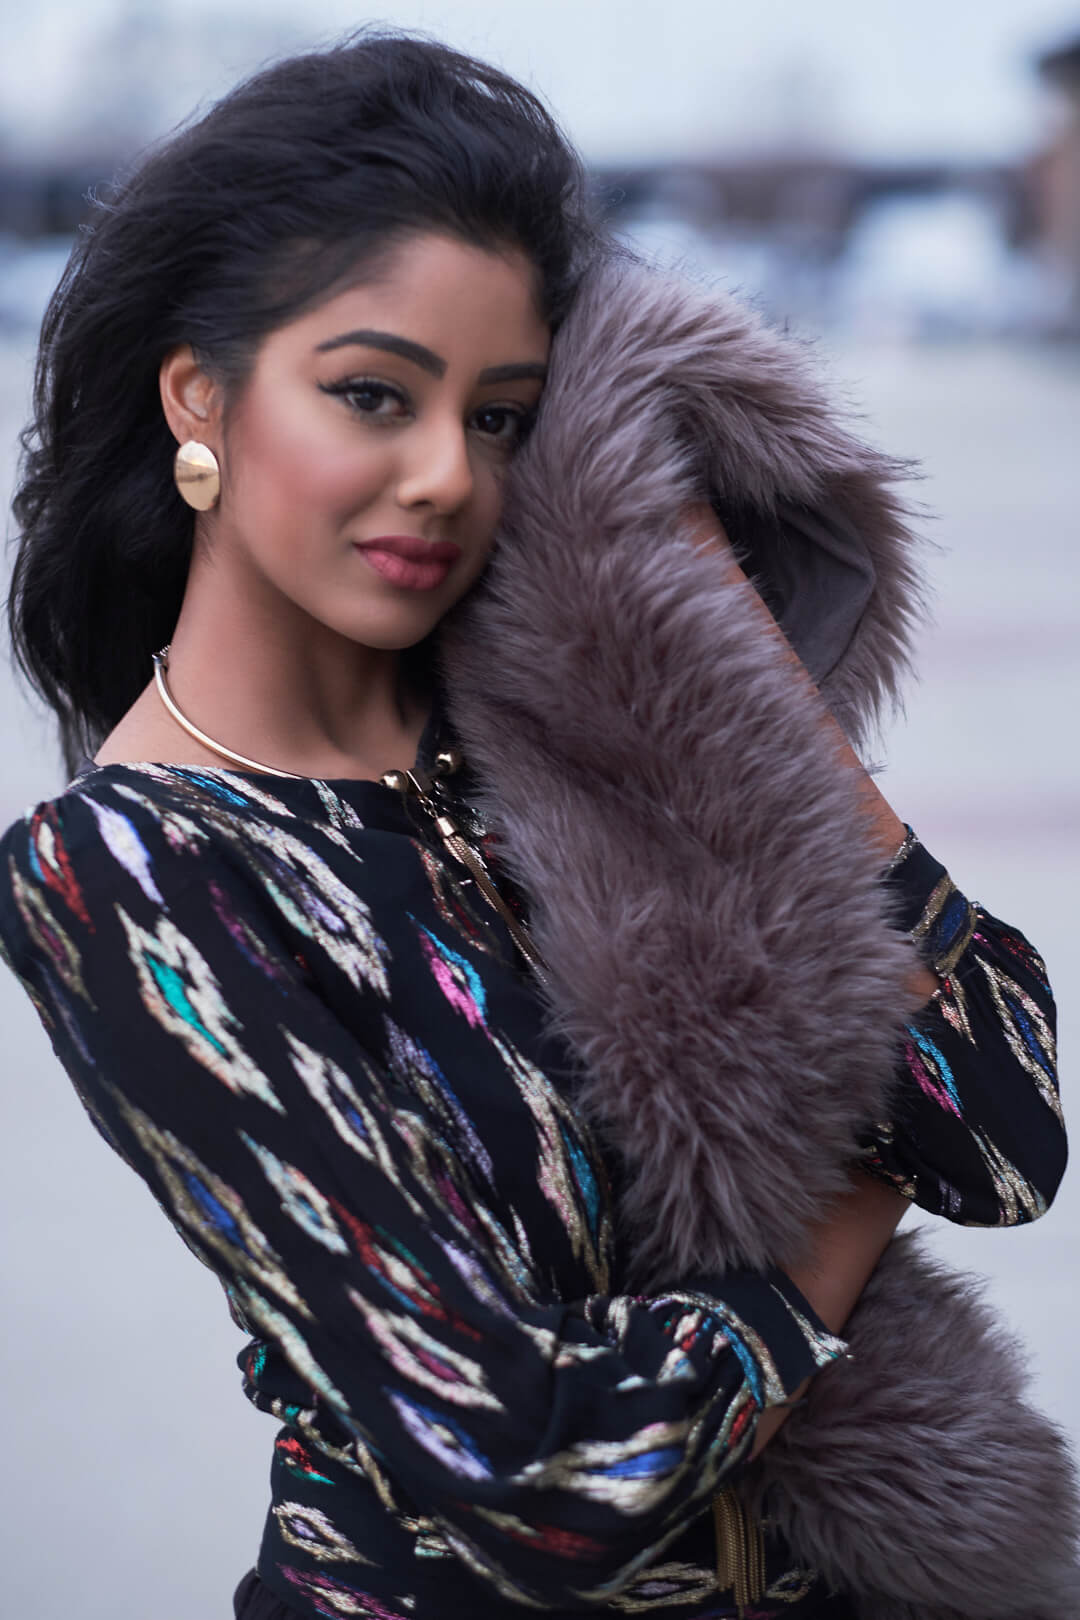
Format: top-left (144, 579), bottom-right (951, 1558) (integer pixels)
top-left (174, 440), bottom-right (221, 511)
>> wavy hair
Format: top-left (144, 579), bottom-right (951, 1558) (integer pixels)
top-left (8, 29), bottom-right (598, 774)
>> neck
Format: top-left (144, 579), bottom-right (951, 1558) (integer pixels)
top-left (161, 548), bottom-right (432, 781)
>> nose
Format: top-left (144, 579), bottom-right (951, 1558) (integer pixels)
top-left (395, 410), bottom-right (474, 516)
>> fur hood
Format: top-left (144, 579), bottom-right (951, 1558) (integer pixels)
top-left (439, 254), bottom-right (1079, 1618)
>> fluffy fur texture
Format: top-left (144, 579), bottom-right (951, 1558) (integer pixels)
top-left (439, 254), bottom-right (1078, 1615)
top-left (747, 1233), bottom-right (1080, 1618)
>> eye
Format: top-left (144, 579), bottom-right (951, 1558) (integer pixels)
top-left (470, 403), bottom-right (536, 449)
top-left (319, 377), bottom-right (411, 421)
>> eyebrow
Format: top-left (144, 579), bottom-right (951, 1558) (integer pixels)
top-left (314, 328), bottom-right (547, 385)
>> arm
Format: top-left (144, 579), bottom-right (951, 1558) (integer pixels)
top-left (681, 499), bottom-right (935, 1000)
top-left (683, 502), bottom-right (1065, 1225)
top-left (860, 836), bottom-right (1064, 1224)
top-left (0, 781), bottom-right (849, 1608)
top-left (752, 1169), bottom-right (906, 1457)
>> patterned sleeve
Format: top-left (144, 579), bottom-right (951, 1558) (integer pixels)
top-left (858, 828), bottom-right (1066, 1226)
top-left (0, 786), bottom-right (845, 1608)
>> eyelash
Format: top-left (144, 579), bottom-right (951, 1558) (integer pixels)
top-left (318, 377), bottom-right (537, 448)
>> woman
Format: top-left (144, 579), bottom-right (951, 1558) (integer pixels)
top-left (0, 30), bottom-right (1071, 1620)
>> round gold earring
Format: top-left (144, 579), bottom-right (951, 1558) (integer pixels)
top-left (174, 440), bottom-right (221, 511)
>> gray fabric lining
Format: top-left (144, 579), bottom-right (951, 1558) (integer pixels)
top-left (738, 503), bottom-right (878, 686)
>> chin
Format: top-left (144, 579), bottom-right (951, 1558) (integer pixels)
top-left (327, 609), bottom-right (447, 653)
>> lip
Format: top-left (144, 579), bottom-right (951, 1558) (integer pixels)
top-left (352, 535), bottom-right (462, 593)
top-left (355, 535), bottom-right (463, 563)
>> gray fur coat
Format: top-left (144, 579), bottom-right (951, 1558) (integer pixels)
top-left (439, 255), bottom-right (1079, 1618)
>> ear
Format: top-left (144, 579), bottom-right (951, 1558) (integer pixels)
top-left (159, 344), bottom-right (223, 449)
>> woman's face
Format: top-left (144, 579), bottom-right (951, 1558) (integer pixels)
top-left (205, 231), bottom-right (550, 650)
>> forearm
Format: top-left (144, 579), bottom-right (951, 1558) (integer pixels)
top-left (682, 502), bottom-right (938, 1004)
top-left (751, 1170), bottom-right (908, 1457)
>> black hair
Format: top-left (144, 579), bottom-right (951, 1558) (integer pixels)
top-left (7, 28), bottom-right (599, 775)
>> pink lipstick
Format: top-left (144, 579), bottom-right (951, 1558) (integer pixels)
top-left (352, 535), bottom-right (462, 592)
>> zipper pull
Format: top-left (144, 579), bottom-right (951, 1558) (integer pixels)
top-left (380, 767), bottom-right (549, 986)
top-left (712, 1489), bottom-right (767, 1614)
top-left (381, 766), bottom-right (438, 815)
top-left (381, 768), bottom-right (465, 847)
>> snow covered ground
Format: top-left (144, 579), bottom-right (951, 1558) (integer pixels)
top-left (1, 307), bottom-right (1077, 1616)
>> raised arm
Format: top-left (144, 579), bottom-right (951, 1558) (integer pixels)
top-left (683, 500), bottom-right (1065, 1228)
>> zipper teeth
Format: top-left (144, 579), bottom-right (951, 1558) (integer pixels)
top-left (442, 829), bottom-right (550, 985)
top-left (712, 1489), bottom-right (766, 1614)
top-left (713, 1491), bottom-right (747, 1610)
top-left (395, 772), bottom-right (550, 986)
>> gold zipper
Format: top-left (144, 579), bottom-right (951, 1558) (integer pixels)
top-left (381, 764), bottom-right (550, 988)
top-left (712, 1488), bottom-right (766, 1614)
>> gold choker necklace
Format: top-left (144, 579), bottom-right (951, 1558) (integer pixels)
top-left (150, 644), bottom-right (549, 983)
top-left (152, 645), bottom-right (303, 779)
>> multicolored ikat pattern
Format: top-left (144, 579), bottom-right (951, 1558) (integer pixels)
top-left (857, 827), bottom-right (1063, 1228)
top-left (0, 764), bottom-right (1064, 1619)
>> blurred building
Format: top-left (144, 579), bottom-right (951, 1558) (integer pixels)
top-left (598, 154), bottom-right (1035, 339)
top-left (2, 17), bottom-right (1076, 343)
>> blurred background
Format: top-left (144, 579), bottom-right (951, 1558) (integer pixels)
top-left (1, 4), bottom-right (1078, 1615)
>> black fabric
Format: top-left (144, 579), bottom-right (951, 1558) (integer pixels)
top-left (234, 1567), bottom-right (301, 1620)
top-left (231, 1561), bottom-right (861, 1618)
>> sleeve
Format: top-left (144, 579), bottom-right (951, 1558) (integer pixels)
top-left (857, 827), bottom-right (1066, 1226)
top-left (0, 788), bottom-right (846, 1608)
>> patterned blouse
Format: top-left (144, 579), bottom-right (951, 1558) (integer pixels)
top-left (0, 723), bottom-right (1063, 1620)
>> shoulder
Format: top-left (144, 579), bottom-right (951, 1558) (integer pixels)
top-left (0, 768), bottom-right (197, 972)
top-left (0, 765), bottom-right (363, 960)
top-left (0, 765), bottom-right (421, 1021)
top-left (2, 763), bottom-right (272, 876)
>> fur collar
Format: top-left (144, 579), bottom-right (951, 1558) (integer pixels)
top-left (439, 254), bottom-right (1079, 1617)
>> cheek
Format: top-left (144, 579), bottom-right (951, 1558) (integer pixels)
top-left (227, 395), bottom-right (387, 531)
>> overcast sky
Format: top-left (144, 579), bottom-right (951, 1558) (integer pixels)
top-left (3, 0), bottom-right (1079, 165)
